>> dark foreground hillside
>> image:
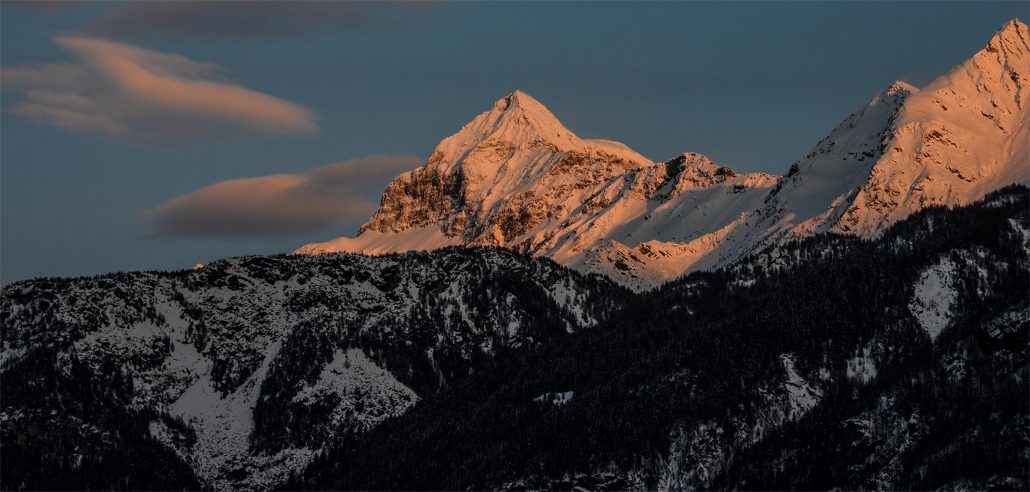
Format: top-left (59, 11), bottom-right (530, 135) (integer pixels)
top-left (1, 249), bottom-right (630, 490)
top-left (288, 185), bottom-right (1029, 491)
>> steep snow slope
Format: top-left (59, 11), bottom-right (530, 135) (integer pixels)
top-left (745, 19), bottom-right (1029, 247)
top-left (834, 19), bottom-right (1029, 235)
top-left (567, 153), bottom-right (779, 288)
top-left (761, 81), bottom-right (921, 240)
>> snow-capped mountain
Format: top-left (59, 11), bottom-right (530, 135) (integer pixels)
top-left (753, 18), bottom-right (1029, 242)
top-left (296, 90), bottom-right (780, 290)
top-left (297, 90), bottom-right (652, 254)
top-left (299, 20), bottom-right (1029, 290)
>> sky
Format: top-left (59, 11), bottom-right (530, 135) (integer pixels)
top-left (1, 1), bottom-right (1025, 284)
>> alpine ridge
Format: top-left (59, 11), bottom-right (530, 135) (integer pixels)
top-left (298, 20), bottom-right (1030, 290)
top-left (760, 18), bottom-right (1029, 240)
top-left (294, 91), bottom-right (783, 290)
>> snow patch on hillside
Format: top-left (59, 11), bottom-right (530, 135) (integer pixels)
top-left (292, 348), bottom-right (418, 431)
top-left (909, 258), bottom-right (958, 340)
top-left (162, 338), bottom-right (313, 491)
top-left (1009, 218), bottom-right (1030, 252)
top-left (534, 391), bottom-right (574, 405)
top-left (781, 354), bottom-right (822, 420)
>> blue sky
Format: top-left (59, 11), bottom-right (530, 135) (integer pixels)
top-left (1, 1), bottom-right (1024, 283)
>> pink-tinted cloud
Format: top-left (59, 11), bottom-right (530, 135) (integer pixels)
top-left (143, 155), bottom-right (420, 238)
top-left (2, 37), bottom-right (317, 143)
top-left (89, 1), bottom-right (434, 39)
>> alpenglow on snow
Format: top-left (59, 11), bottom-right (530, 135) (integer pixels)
top-left (298, 20), bottom-right (1030, 290)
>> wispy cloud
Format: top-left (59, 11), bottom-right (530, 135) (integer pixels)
top-left (143, 155), bottom-right (420, 238)
top-left (2, 37), bottom-right (317, 143)
top-left (90, 1), bottom-right (433, 40)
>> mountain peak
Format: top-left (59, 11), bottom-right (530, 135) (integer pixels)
top-left (865, 80), bottom-right (918, 110)
top-left (496, 89), bottom-right (533, 109)
top-left (437, 90), bottom-right (578, 161)
top-left (822, 17), bottom-right (1030, 236)
top-left (323, 88), bottom-right (652, 246)
top-left (975, 18), bottom-right (1029, 75)
top-left (908, 16), bottom-right (1028, 115)
top-left (489, 89), bottom-right (571, 138)
top-left (883, 80), bottom-right (918, 96)
top-left (987, 18), bottom-right (1028, 52)
top-left (668, 152), bottom-right (719, 173)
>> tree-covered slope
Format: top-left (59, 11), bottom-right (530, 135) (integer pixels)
top-left (289, 185), bottom-right (1029, 491)
top-left (1, 248), bottom-right (631, 490)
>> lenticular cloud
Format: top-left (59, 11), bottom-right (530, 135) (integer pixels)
top-left (2, 36), bottom-right (317, 144)
top-left (144, 155), bottom-right (420, 238)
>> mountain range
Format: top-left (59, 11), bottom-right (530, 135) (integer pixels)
top-left (1, 18), bottom-right (1028, 492)
top-left (298, 19), bottom-right (1029, 290)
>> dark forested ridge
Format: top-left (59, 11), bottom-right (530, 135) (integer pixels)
top-left (286, 185), bottom-right (1030, 491)
top-left (1, 186), bottom-right (1028, 491)
top-left (2, 249), bottom-right (631, 490)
